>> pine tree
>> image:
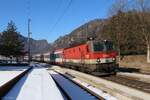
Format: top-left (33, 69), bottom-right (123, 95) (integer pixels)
top-left (0, 21), bottom-right (25, 60)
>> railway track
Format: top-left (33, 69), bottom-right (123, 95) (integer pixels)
top-left (102, 75), bottom-right (150, 93)
top-left (49, 70), bottom-right (104, 100)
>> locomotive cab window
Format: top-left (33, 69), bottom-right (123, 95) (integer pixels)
top-left (93, 41), bottom-right (114, 52)
top-left (93, 42), bottom-right (104, 51)
top-left (104, 41), bottom-right (114, 51)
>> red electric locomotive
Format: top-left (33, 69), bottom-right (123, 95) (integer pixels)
top-left (62, 40), bottom-right (118, 75)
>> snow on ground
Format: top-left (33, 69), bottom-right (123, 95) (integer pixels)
top-left (0, 66), bottom-right (29, 86)
top-left (3, 67), bottom-right (64, 100)
top-left (118, 72), bottom-right (150, 78)
top-left (118, 72), bottom-right (150, 83)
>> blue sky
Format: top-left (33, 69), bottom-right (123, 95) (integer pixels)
top-left (0, 0), bottom-right (115, 43)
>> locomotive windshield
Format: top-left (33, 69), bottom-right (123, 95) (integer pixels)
top-left (93, 42), bottom-right (104, 51)
top-left (104, 41), bottom-right (114, 51)
top-left (93, 41), bottom-right (114, 51)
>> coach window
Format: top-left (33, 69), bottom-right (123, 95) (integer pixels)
top-left (56, 54), bottom-right (59, 58)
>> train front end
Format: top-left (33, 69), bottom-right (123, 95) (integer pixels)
top-left (87, 40), bottom-right (118, 75)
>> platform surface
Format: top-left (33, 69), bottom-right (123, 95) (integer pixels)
top-left (3, 67), bottom-right (64, 100)
top-left (0, 66), bottom-right (29, 87)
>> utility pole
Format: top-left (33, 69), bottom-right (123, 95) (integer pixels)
top-left (28, 18), bottom-right (31, 65)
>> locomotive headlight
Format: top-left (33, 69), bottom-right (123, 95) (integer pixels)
top-left (112, 58), bottom-right (116, 61)
top-left (97, 58), bottom-right (101, 63)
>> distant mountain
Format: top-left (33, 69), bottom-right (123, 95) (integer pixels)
top-left (19, 35), bottom-right (52, 54)
top-left (51, 19), bottom-right (108, 50)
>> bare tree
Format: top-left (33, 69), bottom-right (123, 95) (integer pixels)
top-left (134, 0), bottom-right (150, 63)
top-left (108, 0), bottom-right (129, 62)
top-left (108, 0), bottom-right (128, 17)
top-left (135, 0), bottom-right (150, 12)
top-left (107, 0), bottom-right (150, 63)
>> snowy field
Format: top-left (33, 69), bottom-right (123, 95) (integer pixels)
top-left (0, 66), bottom-right (29, 87)
top-left (3, 67), bottom-right (64, 100)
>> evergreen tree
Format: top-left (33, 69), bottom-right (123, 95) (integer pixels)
top-left (0, 21), bottom-right (25, 60)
